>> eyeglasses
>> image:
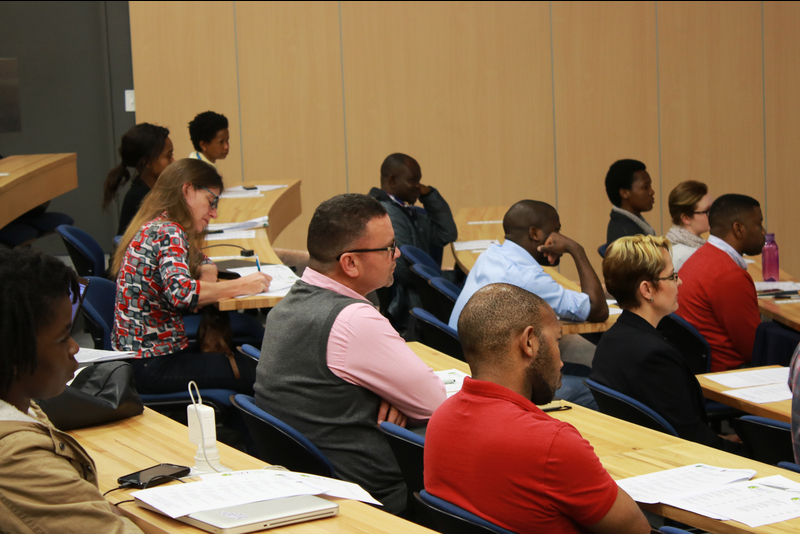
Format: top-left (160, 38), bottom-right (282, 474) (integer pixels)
top-left (336, 240), bottom-right (397, 261)
top-left (693, 210), bottom-right (710, 216)
top-left (655, 271), bottom-right (679, 282)
top-left (195, 184), bottom-right (219, 210)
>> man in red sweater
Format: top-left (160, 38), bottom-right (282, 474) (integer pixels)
top-left (676, 194), bottom-right (765, 371)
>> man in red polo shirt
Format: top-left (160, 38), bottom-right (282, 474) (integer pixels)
top-left (424, 283), bottom-right (652, 534)
top-left (676, 194), bottom-right (765, 371)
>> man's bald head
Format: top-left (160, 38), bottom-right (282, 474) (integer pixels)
top-left (503, 200), bottom-right (558, 239)
top-left (458, 283), bottom-right (554, 375)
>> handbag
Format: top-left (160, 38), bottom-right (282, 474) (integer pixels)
top-left (38, 361), bottom-right (144, 431)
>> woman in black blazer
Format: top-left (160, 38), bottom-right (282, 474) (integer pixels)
top-left (590, 235), bottom-right (744, 453)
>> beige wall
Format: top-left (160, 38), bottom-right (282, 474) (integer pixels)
top-left (130, 0), bottom-right (800, 277)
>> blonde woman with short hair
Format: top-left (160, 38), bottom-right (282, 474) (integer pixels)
top-left (589, 235), bottom-right (745, 454)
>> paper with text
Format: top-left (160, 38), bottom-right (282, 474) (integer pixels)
top-left (230, 264), bottom-right (299, 297)
top-left (435, 369), bottom-right (470, 397)
top-left (206, 215), bottom-right (269, 232)
top-left (616, 464), bottom-right (756, 505)
top-left (453, 240), bottom-right (500, 252)
top-left (205, 230), bottom-right (256, 241)
top-left (705, 367), bottom-right (789, 389)
top-left (722, 383), bottom-right (792, 404)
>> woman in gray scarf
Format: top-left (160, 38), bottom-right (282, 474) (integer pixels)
top-left (665, 181), bottom-right (712, 270)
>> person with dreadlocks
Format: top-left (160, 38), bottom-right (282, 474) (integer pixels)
top-left (0, 248), bottom-right (143, 533)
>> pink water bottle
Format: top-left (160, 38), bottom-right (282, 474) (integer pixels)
top-left (762, 233), bottom-right (779, 282)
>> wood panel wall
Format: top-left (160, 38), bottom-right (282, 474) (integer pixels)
top-left (129, 0), bottom-right (800, 277)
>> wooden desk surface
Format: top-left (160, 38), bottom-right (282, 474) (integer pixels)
top-left (696, 365), bottom-right (791, 423)
top-left (70, 408), bottom-right (434, 534)
top-left (0, 153), bottom-right (78, 228)
top-left (409, 342), bottom-right (800, 534)
top-left (211, 180), bottom-right (302, 311)
top-left (451, 206), bottom-right (619, 335)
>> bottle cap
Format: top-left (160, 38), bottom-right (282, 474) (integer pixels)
top-left (766, 233), bottom-right (775, 242)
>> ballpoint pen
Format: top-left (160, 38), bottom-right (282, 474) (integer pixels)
top-left (255, 255), bottom-right (262, 272)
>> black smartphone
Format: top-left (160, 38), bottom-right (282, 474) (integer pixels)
top-left (117, 463), bottom-right (191, 488)
top-left (242, 185), bottom-right (258, 191)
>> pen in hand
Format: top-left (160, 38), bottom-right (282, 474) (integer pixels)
top-left (255, 255), bottom-right (261, 272)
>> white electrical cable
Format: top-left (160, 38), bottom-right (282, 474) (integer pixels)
top-left (188, 380), bottom-right (220, 473)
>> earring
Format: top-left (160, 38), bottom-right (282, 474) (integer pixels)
top-left (648, 297), bottom-right (654, 303)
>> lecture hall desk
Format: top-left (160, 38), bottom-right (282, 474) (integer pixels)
top-left (696, 365), bottom-right (790, 424)
top-left (0, 153), bottom-right (77, 228)
top-left (452, 206), bottom-right (620, 335)
top-left (409, 341), bottom-right (800, 534)
top-left (209, 180), bottom-right (301, 312)
top-left (70, 407), bottom-right (434, 534)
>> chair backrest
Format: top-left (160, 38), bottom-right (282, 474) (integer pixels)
top-left (237, 344), bottom-right (260, 362)
top-left (598, 243), bottom-right (608, 258)
top-left (659, 527), bottom-right (694, 534)
top-left (778, 461), bottom-right (800, 474)
top-left (752, 321), bottom-right (800, 367)
top-left (56, 225), bottom-right (106, 277)
top-left (584, 379), bottom-right (678, 437)
top-left (731, 415), bottom-right (794, 465)
top-left (379, 422), bottom-right (425, 493)
top-left (417, 491), bottom-right (517, 534)
top-left (410, 308), bottom-right (465, 362)
top-left (657, 313), bottom-right (711, 374)
top-left (231, 394), bottom-right (336, 477)
top-left (430, 277), bottom-right (461, 302)
top-left (82, 276), bottom-right (118, 350)
top-left (410, 264), bottom-right (451, 322)
top-left (401, 245), bottom-right (442, 275)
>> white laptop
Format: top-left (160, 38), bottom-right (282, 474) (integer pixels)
top-left (138, 495), bottom-right (338, 534)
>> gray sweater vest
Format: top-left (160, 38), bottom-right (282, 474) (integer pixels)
top-left (254, 280), bottom-right (407, 514)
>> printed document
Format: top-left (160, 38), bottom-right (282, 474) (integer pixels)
top-left (453, 240), bottom-right (500, 252)
top-left (75, 348), bottom-right (135, 364)
top-left (205, 230), bottom-right (257, 241)
top-left (206, 215), bottom-right (269, 232)
top-left (616, 464), bottom-right (756, 505)
top-left (435, 369), bottom-right (470, 397)
top-left (705, 367), bottom-right (789, 389)
top-left (230, 265), bottom-right (299, 297)
top-left (722, 383), bottom-right (792, 404)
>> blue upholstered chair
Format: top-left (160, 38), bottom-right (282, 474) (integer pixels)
top-left (57, 224), bottom-right (106, 277)
top-left (409, 308), bottom-right (465, 362)
top-left (0, 221), bottom-right (39, 247)
top-left (778, 461), bottom-right (800, 474)
top-left (659, 528), bottom-right (694, 534)
top-left (237, 344), bottom-right (260, 362)
top-left (232, 394), bottom-right (336, 477)
top-left (598, 243), bottom-right (608, 258)
top-left (584, 379), bottom-right (679, 437)
top-left (401, 244), bottom-right (443, 275)
top-left (731, 415), bottom-right (794, 465)
top-left (416, 490), bottom-right (517, 534)
top-left (379, 422), bottom-right (432, 527)
top-left (657, 313), bottom-right (740, 423)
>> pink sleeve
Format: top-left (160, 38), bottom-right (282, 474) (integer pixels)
top-left (327, 303), bottom-right (447, 420)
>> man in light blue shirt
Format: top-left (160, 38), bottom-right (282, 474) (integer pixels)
top-left (449, 201), bottom-right (608, 409)
top-left (450, 200), bottom-right (609, 329)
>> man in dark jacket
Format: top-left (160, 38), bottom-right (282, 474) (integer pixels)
top-left (368, 153), bottom-right (458, 328)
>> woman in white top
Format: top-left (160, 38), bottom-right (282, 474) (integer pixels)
top-left (665, 181), bottom-right (712, 270)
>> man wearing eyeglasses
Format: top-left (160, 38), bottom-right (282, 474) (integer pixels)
top-left (254, 194), bottom-right (446, 516)
top-left (368, 153), bottom-right (458, 329)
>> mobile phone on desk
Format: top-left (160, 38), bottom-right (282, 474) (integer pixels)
top-left (118, 463), bottom-right (191, 489)
top-left (242, 185), bottom-right (258, 190)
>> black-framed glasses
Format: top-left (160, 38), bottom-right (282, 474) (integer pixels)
top-left (195, 184), bottom-right (220, 210)
top-left (336, 240), bottom-right (397, 261)
top-left (655, 271), bottom-right (679, 282)
top-left (693, 209), bottom-right (710, 216)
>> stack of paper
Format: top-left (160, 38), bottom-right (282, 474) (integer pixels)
top-left (133, 469), bottom-right (378, 519)
top-left (434, 369), bottom-right (470, 397)
top-left (75, 347), bottom-right (135, 364)
top-left (206, 215), bottom-right (269, 233)
top-left (453, 240), bottom-right (499, 252)
top-left (619, 464), bottom-right (800, 527)
top-left (205, 230), bottom-right (257, 241)
top-left (230, 265), bottom-right (300, 298)
top-left (706, 367), bottom-right (792, 404)
top-left (225, 184), bottom-right (287, 193)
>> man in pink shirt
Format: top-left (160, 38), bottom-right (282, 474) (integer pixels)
top-left (254, 194), bottom-right (446, 515)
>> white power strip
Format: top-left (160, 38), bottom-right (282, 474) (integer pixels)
top-left (187, 382), bottom-right (231, 475)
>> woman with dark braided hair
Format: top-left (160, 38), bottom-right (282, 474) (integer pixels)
top-left (0, 248), bottom-right (143, 533)
top-left (102, 123), bottom-right (174, 235)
